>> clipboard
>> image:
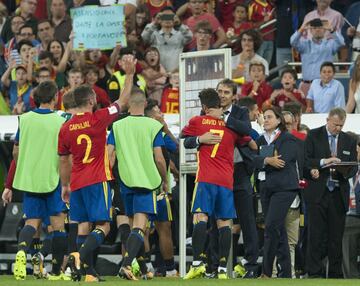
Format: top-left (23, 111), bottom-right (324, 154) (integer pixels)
top-left (321, 162), bottom-right (359, 169)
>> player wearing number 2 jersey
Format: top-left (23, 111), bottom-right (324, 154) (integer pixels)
top-left (58, 55), bottom-right (136, 282)
top-left (181, 88), bottom-right (251, 280)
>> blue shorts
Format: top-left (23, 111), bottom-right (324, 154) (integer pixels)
top-left (23, 184), bottom-right (66, 221)
top-left (191, 182), bottom-right (236, 219)
top-left (150, 194), bottom-right (172, 222)
top-left (70, 182), bottom-right (112, 223)
top-left (120, 182), bottom-right (157, 217)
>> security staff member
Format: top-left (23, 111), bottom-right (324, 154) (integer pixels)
top-left (107, 47), bottom-right (146, 103)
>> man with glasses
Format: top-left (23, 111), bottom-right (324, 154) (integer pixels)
top-left (4, 16), bottom-right (25, 64)
top-left (1, 0), bottom-right (38, 43)
top-left (185, 0), bottom-right (226, 50)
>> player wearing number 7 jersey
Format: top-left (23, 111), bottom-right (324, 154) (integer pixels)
top-left (181, 88), bottom-right (253, 280)
top-left (58, 55), bottom-right (136, 282)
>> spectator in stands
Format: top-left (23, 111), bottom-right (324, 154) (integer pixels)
top-left (142, 0), bottom-right (172, 18)
top-left (36, 20), bottom-right (55, 53)
top-left (346, 55), bottom-right (360, 113)
top-left (185, 0), bottom-right (226, 50)
top-left (47, 39), bottom-right (64, 66)
top-left (0, 2), bottom-right (8, 34)
top-left (57, 68), bottom-right (83, 110)
top-left (1, 63), bottom-right (33, 114)
top-left (50, 0), bottom-right (72, 43)
top-left (141, 6), bottom-right (192, 72)
top-left (1, 0), bottom-right (38, 43)
top-left (160, 70), bottom-right (179, 113)
top-left (248, 0), bottom-right (275, 64)
top-left (232, 29), bottom-right (268, 81)
top-left (83, 66), bottom-right (111, 108)
top-left (82, 49), bottom-right (111, 90)
top-left (4, 16), bottom-right (26, 64)
top-left (142, 47), bottom-right (167, 103)
top-left (306, 62), bottom-right (345, 113)
top-left (342, 132), bottom-right (360, 279)
top-left (217, 0), bottom-right (246, 33)
top-left (267, 68), bottom-right (306, 110)
top-left (303, 0), bottom-right (344, 37)
top-left (193, 20), bottom-right (212, 51)
top-left (283, 101), bottom-right (306, 140)
top-left (224, 3), bottom-right (253, 40)
top-left (17, 24), bottom-right (37, 44)
top-left (290, 18), bottom-right (344, 96)
top-left (241, 61), bottom-right (272, 111)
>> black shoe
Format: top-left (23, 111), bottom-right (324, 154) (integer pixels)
top-left (204, 272), bottom-right (217, 279)
top-left (243, 270), bottom-right (257, 279)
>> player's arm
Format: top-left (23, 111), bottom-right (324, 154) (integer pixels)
top-left (154, 147), bottom-right (168, 193)
top-left (114, 55), bottom-right (136, 112)
top-left (106, 130), bottom-right (116, 168)
top-left (59, 155), bottom-right (71, 203)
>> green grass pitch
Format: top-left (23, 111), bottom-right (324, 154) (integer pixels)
top-left (1, 276), bottom-right (360, 286)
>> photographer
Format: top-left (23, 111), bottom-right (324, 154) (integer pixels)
top-left (141, 6), bottom-right (192, 72)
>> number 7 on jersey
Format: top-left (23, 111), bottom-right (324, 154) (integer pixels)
top-left (209, 129), bottom-right (224, 158)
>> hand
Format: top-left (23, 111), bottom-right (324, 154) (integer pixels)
top-left (199, 132), bottom-right (222, 145)
top-left (9, 59), bottom-right (17, 70)
top-left (324, 157), bottom-right (341, 165)
top-left (122, 55), bottom-right (137, 75)
top-left (252, 81), bottom-right (260, 92)
top-left (299, 21), bottom-right (309, 33)
top-left (347, 26), bottom-right (356, 37)
top-left (270, 89), bottom-right (282, 101)
top-left (257, 113), bottom-right (264, 126)
top-left (2, 188), bottom-right (12, 206)
top-left (323, 20), bottom-right (333, 32)
top-left (162, 181), bottom-right (168, 193)
top-left (61, 185), bottom-right (71, 203)
top-left (265, 155), bottom-right (285, 168)
top-left (173, 14), bottom-right (181, 26)
top-left (310, 169), bottom-right (319, 179)
top-left (207, 108), bottom-right (223, 119)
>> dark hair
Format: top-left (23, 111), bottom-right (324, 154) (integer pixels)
top-left (36, 67), bottom-right (50, 77)
top-left (17, 39), bottom-right (33, 53)
top-left (217, 78), bottom-right (237, 95)
top-left (34, 81), bottom-right (58, 104)
top-left (38, 50), bottom-right (54, 62)
top-left (281, 68), bottom-right (298, 81)
top-left (83, 65), bottom-right (100, 77)
top-left (37, 19), bottom-right (53, 28)
top-left (144, 46), bottom-right (161, 71)
top-left (320, 61), bottom-right (335, 73)
top-left (239, 29), bottom-right (262, 52)
top-left (160, 6), bottom-right (175, 13)
top-left (73, 85), bottom-right (95, 108)
top-left (263, 106), bottom-right (286, 132)
top-left (144, 98), bottom-right (159, 116)
top-left (47, 40), bottom-right (65, 63)
top-left (119, 47), bottom-right (135, 59)
top-left (237, 96), bottom-right (257, 110)
top-left (199, 88), bottom-right (220, 108)
top-left (283, 102), bottom-right (302, 118)
top-left (195, 20), bottom-right (212, 34)
top-left (135, 4), bottom-right (151, 27)
top-left (63, 90), bottom-right (77, 110)
top-left (11, 15), bottom-right (25, 25)
top-left (234, 3), bottom-right (247, 11)
top-left (19, 24), bottom-right (34, 35)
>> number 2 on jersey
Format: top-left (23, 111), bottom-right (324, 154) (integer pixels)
top-left (209, 129), bottom-right (224, 158)
top-left (77, 134), bottom-right (95, 164)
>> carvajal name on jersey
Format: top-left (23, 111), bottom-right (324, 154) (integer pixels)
top-left (69, 121), bottom-right (91, 131)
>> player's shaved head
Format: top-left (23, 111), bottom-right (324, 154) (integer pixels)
top-left (199, 88), bottom-right (220, 109)
top-left (73, 84), bottom-right (96, 108)
top-left (34, 80), bottom-right (58, 104)
top-left (62, 90), bottom-right (77, 110)
top-left (129, 86), bottom-right (146, 106)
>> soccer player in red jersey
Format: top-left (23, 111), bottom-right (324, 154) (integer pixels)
top-left (58, 55), bottom-right (136, 282)
top-left (181, 88), bottom-right (253, 279)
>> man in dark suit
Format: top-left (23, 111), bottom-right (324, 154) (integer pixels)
top-left (304, 108), bottom-right (358, 278)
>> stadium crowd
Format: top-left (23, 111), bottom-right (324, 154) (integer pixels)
top-left (1, 0), bottom-right (360, 282)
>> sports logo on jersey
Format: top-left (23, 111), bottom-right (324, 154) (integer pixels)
top-left (108, 105), bottom-right (118, 115)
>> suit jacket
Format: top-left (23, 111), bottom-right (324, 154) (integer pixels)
top-left (233, 146), bottom-right (256, 190)
top-left (304, 125), bottom-right (357, 210)
top-left (254, 131), bottom-right (299, 191)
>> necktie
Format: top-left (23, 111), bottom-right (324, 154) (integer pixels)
top-left (327, 135), bottom-right (337, 191)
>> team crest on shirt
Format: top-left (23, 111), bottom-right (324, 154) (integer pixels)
top-left (108, 106), bottom-right (118, 115)
top-left (109, 81), bottom-right (118, 90)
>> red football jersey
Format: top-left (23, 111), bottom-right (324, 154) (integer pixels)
top-left (182, 115), bottom-right (247, 190)
top-left (273, 90), bottom-right (306, 109)
top-left (160, 87), bottom-right (179, 114)
top-left (58, 104), bottom-right (120, 191)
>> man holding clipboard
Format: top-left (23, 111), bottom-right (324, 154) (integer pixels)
top-left (304, 108), bottom-right (358, 278)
